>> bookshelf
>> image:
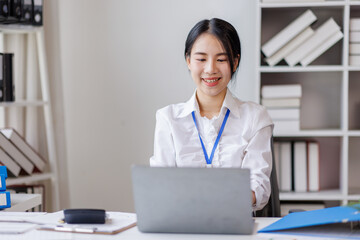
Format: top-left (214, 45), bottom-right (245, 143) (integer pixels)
top-left (256, 0), bottom-right (360, 205)
top-left (0, 25), bottom-right (60, 211)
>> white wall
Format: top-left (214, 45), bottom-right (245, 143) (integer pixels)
top-left (50, 0), bottom-right (256, 211)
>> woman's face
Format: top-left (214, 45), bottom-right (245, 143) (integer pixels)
top-left (186, 33), bottom-right (236, 98)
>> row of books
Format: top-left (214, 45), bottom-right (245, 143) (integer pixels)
top-left (0, 128), bottom-right (46, 177)
top-left (0, 53), bottom-right (15, 102)
top-left (261, 84), bottom-right (302, 134)
top-left (274, 141), bottom-right (322, 193)
top-left (0, 166), bottom-right (11, 209)
top-left (349, 18), bottom-right (360, 66)
top-left (262, 9), bottom-right (343, 67)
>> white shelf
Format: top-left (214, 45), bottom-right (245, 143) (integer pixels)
top-left (6, 173), bottom-right (54, 186)
top-left (2, 193), bottom-right (42, 212)
top-left (274, 130), bottom-right (345, 137)
top-left (260, 1), bottom-right (346, 8)
top-left (0, 24), bottom-right (43, 34)
top-left (280, 189), bottom-right (345, 201)
top-left (256, 0), bottom-right (358, 206)
top-left (260, 65), bottom-right (345, 72)
top-left (0, 100), bottom-right (48, 107)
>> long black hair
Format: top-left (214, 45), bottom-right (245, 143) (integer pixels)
top-left (184, 18), bottom-right (241, 78)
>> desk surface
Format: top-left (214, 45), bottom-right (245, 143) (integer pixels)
top-left (0, 217), bottom-right (332, 240)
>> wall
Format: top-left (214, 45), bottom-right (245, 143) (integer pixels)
top-left (49, 0), bottom-right (256, 211)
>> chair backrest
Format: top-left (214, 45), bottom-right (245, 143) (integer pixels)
top-left (255, 137), bottom-right (281, 217)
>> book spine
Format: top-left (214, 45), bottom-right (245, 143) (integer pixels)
top-left (300, 30), bottom-right (343, 66)
top-left (285, 18), bottom-right (340, 66)
top-left (294, 142), bottom-right (307, 192)
top-left (261, 98), bottom-right (301, 108)
top-left (0, 147), bottom-right (21, 177)
top-left (349, 55), bottom-right (360, 66)
top-left (267, 108), bottom-right (300, 120)
top-left (280, 142), bottom-right (292, 192)
top-left (307, 142), bottom-right (320, 192)
top-left (349, 43), bottom-right (360, 55)
top-left (261, 9), bottom-right (317, 57)
top-left (261, 84), bottom-right (302, 99)
top-left (349, 32), bottom-right (360, 43)
top-left (265, 27), bottom-right (314, 67)
top-left (273, 120), bottom-right (300, 134)
top-left (3, 53), bottom-right (14, 102)
top-left (350, 18), bottom-right (360, 31)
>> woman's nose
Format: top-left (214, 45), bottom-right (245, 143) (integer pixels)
top-left (204, 59), bottom-right (217, 74)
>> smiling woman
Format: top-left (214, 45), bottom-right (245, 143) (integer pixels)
top-left (149, 18), bottom-right (273, 212)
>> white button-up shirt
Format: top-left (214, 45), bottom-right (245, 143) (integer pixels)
top-left (150, 88), bottom-right (274, 211)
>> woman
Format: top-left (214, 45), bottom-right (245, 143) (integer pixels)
top-left (150, 18), bottom-right (273, 211)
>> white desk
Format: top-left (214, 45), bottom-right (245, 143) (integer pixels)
top-left (2, 194), bottom-right (42, 212)
top-left (0, 217), bottom-right (331, 240)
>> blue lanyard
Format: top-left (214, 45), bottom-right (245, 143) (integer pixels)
top-left (191, 109), bottom-right (230, 165)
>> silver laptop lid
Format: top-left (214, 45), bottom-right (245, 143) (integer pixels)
top-left (131, 166), bottom-right (254, 234)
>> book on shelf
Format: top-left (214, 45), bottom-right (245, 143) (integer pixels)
top-left (267, 108), bottom-right (300, 120)
top-left (294, 141), bottom-right (307, 192)
top-left (0, 131), bottom-right (34, 175)
top-left (285, 18), bottom-right (341, 67)
top-left (273, 142), bottom-right (281, 186)
top-left (300, 30), bottom-right (343, 66)
top-left (261, 98), bottom-right (301, 108)
top-left (279, 141), bottom-right (292, 192)
top-left (0, 148), bottom-right (21, 177)
top-left (349, 43), bottom-right (360, 55)
top-left (265, 27), bottom-right (314, 66)
top-left (307, 141), bottom-right (320, 192)
top-left (0, 128), bottom-right (46, 172)
top-left (273, 120), bottom-right (300, 134)
top-left (261, 84), bottom-right (302, 99)
top-left (349, 55), bottom-right (360, 66)
top-left (350, 18), bottom-right (360, 31)
top-left (261, 9), bottom-right (317, 58)
top-left (349, 32), bottom-right (360, 43)
top-left (2, 53), bottom-right (15, 102)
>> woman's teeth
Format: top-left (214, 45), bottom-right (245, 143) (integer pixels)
top-left (203, 78), bottom-right (220, 83)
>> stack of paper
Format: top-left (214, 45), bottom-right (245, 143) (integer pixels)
top-left (261, 84), bottom-right (302, 134)
top-left (262, 9), bottom-right (343, 67)
top-left (349, 18), bottom-right (360, 66)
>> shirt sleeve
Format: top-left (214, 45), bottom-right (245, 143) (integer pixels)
top-left (242, 125), bottom-right (273, 211)
top-left (150, 109), bottom-right (176, 167)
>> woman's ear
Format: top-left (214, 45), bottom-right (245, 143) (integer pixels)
top-left (186, 56), bottom-right (191, 70)
top-left (233, 54), bottom-right (240, 72)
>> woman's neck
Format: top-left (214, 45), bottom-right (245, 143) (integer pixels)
top-left (196, 89), bottom-right (227, 119)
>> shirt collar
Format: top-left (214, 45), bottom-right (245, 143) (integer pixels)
top-left (176, 88), bottom-right (241, 119)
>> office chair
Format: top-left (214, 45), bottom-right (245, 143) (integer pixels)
top-left (255, 137), bottom-right (281, 217)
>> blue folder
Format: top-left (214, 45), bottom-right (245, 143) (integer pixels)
top-left (0, 191), bottom-right (11, 209)
top-left (0, 166), bottom-right (7, 191)
top-left (259, 204), bottom-right (360, 239)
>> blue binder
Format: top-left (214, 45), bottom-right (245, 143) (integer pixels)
top-left (259, 204), bottom-right (360, 239)
top-left (0, 191), bottom-right (11, 209)
top-left (0, 166), bottom-right (11, 209)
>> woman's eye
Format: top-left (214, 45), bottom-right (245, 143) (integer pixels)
top-left (196, 59), bottom-right (206, 62)
top-left (218, 59), bottom-right (227, 62)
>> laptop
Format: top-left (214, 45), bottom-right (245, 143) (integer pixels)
top-left (131, 165), bottom-right (254, 234)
